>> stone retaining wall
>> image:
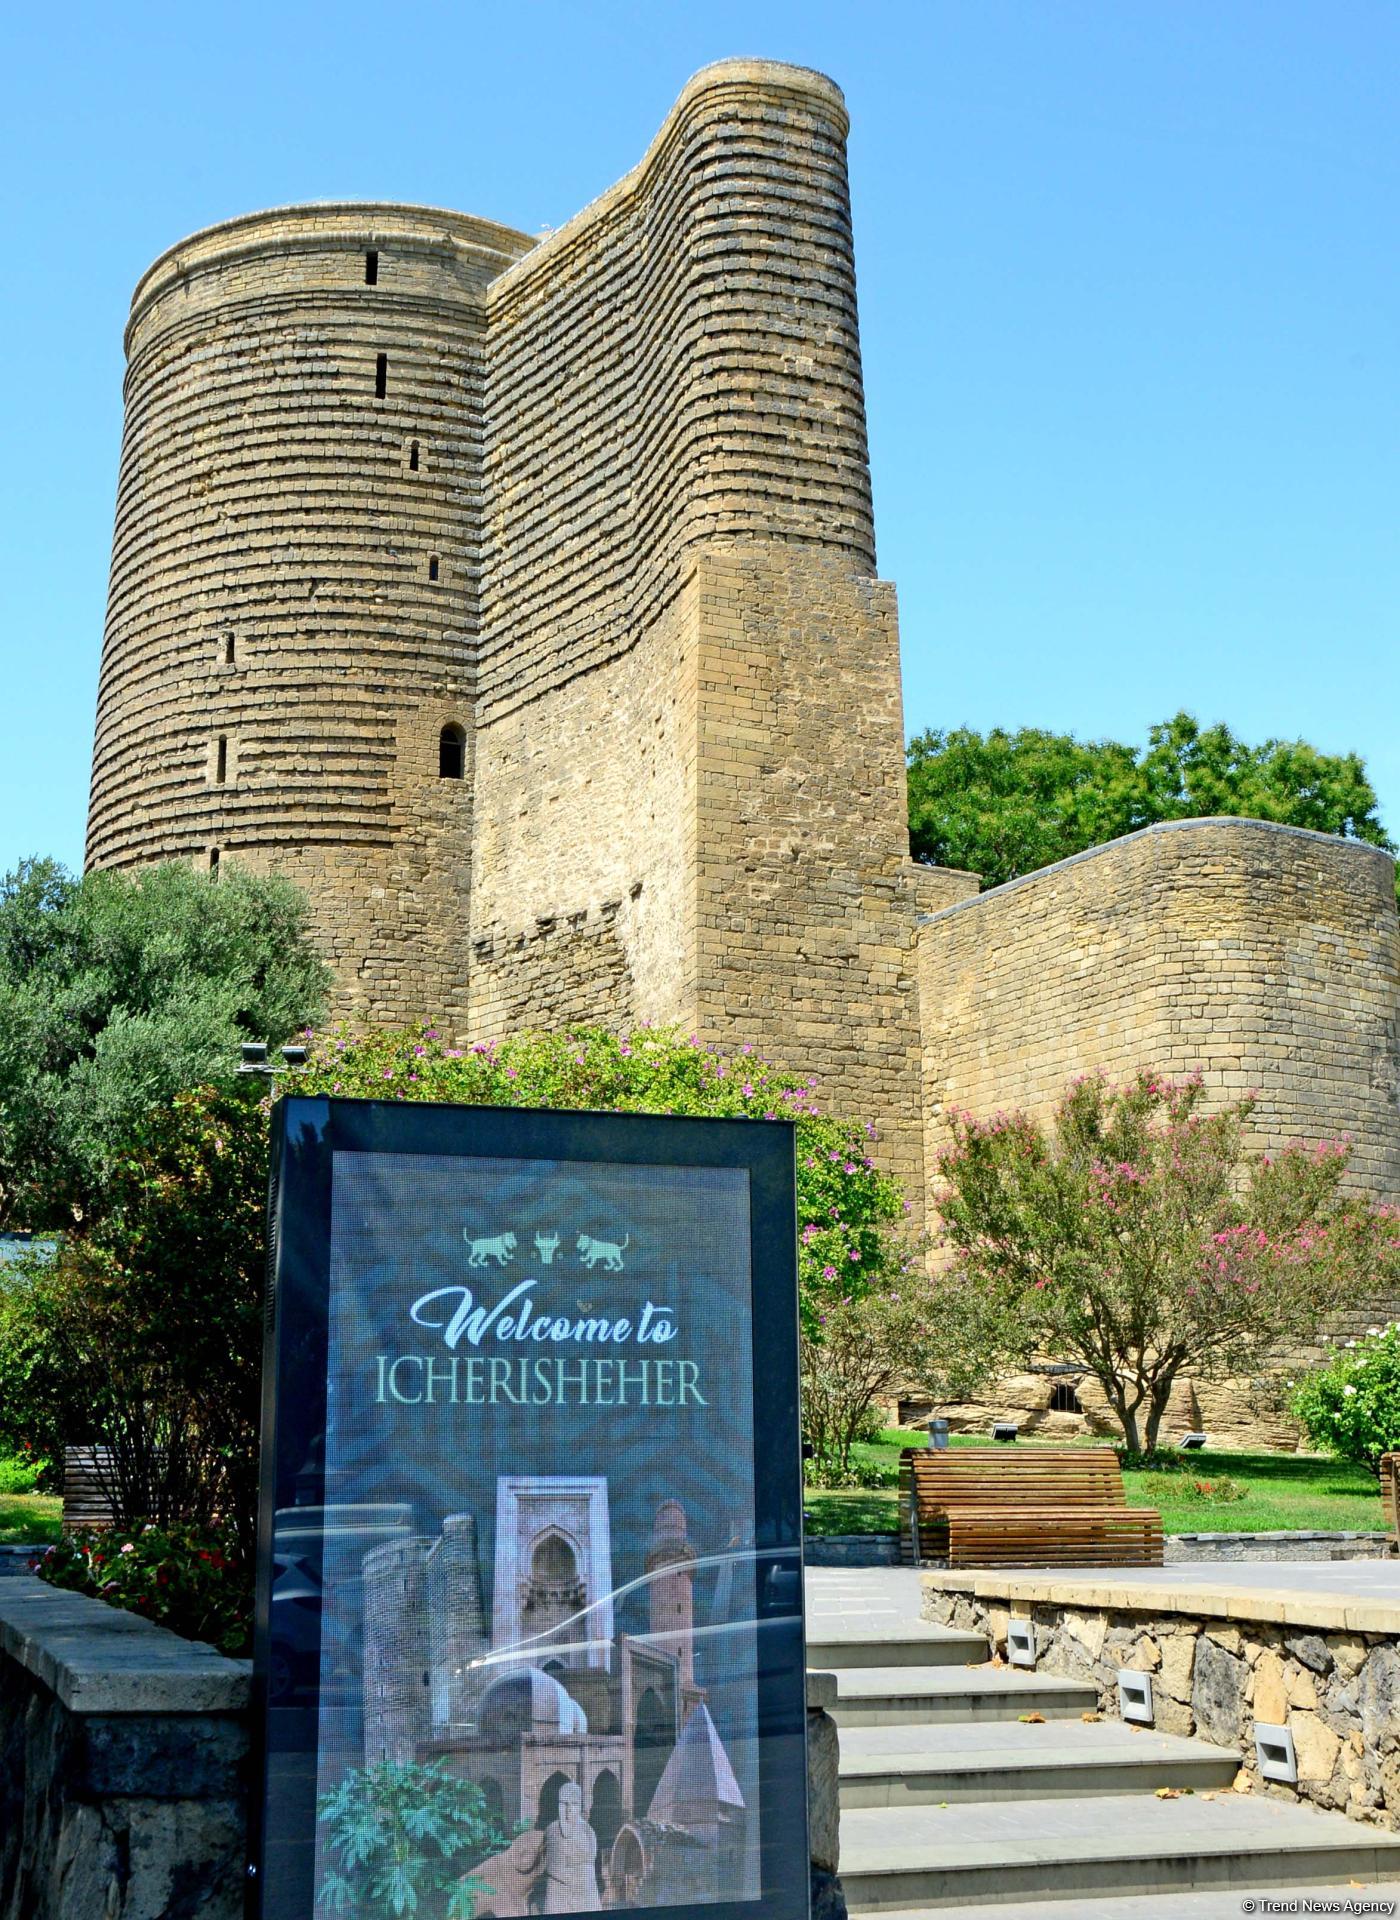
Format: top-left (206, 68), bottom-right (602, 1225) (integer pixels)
top-left (0, 1581), bottom-right (249, 1919)
top-left (924, 1574), bottom-right (1400, 1832)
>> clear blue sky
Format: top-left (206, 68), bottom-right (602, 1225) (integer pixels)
top-left (3, 0), bottom-right (1396, 876)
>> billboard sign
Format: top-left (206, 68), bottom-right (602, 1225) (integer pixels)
top-left (251, 1097), bottom-right (807, 1920)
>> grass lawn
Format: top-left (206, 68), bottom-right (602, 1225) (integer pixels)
top-left (804, 1433), bottom-right (1386, 1538)
top-left (0, 1491), bottom-right (63, 1547)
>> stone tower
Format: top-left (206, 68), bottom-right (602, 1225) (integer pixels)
top-left (85, 60), bottom-right (940, 1195)
top-left (85, 60), bottom-right (1400, 1236)
top-left (361, 1535), bottom-right (433, 1765)
top-left (426, 1512), bottom-right (488, 1731)
top-left (646, 1499), bottom-right (696, 1696)
top-left (87, 200), bottom-right (532, 1028)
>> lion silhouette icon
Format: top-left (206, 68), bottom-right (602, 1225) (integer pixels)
top-left (576, 1233), bottom-right (629, 1272)
top-left (463, 1230), bottom-right (517, 1268)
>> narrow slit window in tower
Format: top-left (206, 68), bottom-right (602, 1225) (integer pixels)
top-left (409, 439), bottom-right (420, 472)
top-left (439, 724), bottom-right (466, 780)
top-left (365, 249), bottom-right (379, 285)
top-left (428, 554), bottom-right (440, 582)
top-left (209, 848), bottom-right (220, 881)
top-left (375, 353), bottom-right (387, 398)
top-left (223, 633), bottom-right (235, 665)
top-left (215, 736), bottom-right (227, 785)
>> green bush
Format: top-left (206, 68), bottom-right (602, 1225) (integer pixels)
top-left (33, 1521), bottom-right (250, 1655)
top-left (303, 1023), bottom-right (914, 1330)
top-left (1292, 1324), bottom-right (1400, 1471)
top-left (1140, 1470), bottom-right (1247, 1504)
top-left (316, 1760), bottom-right (512, 1919)
top-left (0, 1446), bottom-right (49, 1494)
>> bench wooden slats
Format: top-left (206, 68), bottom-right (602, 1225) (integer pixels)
top-left (899, 1445), bottom-right (1163, 1569)
top-left (1380, 1453), bottom-right (1400, 1538)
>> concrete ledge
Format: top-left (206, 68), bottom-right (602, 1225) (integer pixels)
top-left (807, 1669), bottom-right (838, 1711)
top-left (0, 1577), bottom-right (251, 1713)
top-left (920, 1567), bottom-right (1400, 1636)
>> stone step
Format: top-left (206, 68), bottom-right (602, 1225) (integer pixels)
top-left (838, 1718), bottom-right (1242, 1806)
top-left (828, 1664), bottom-right (1098, 1727)
top-left (807, 1624), bottom-right (987, 1670)
top-left (864, 1888), bottom-right (1400, 1920)
top-left (840, 1792), bottom-right (1400, 1911)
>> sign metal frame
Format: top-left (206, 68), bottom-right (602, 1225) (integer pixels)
top-left (249, 1095), bottom-right (808, 1920)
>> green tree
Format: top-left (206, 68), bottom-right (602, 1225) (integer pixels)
top-left (0, 1084), bottom-right (269, 1553)
top-left (907, 713), bottom-right (1393, 890)
top-left (0, 857), bottom-right (329, 1228)
top-left (933, 1072), bottom-right (1398, 1455)
top-left (799, 1275), bottom-right (982, 1478)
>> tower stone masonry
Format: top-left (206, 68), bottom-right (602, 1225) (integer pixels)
top-left (87, 58), bottom-right (1400, 1259)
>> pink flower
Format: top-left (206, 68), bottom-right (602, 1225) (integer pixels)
top-left (742, 1082), bottom-right (754, 1098)
top-left (822, 1265), bottom-right (838, 1280)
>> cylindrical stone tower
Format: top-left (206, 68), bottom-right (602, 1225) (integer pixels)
top-left (87, 202), bottom-right (531, 1026)
top-left (362, 1535), bottom-right (432, 1765)
top-left (427, 1512), bottom-right (487, 1730)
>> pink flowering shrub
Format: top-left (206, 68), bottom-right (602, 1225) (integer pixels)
top-left (303, 1023), bottom-right (911, 1334)
top-left (935, 1071), bottom-right (1400, 1455)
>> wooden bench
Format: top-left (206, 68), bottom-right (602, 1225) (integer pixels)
top-left (899, 1445), bottom-right (1164, 1569)
top-left (1379, 1453), bottom-right (1400, 1540)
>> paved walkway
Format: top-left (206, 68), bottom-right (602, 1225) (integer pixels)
top-left (804, 1565), bottom-right (926, 1641)
top-left (1095, 1557), bottom-right (1400, 1601)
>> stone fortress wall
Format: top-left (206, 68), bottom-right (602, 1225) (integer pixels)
top-left (86, 61), bottom-right (1400, 1340)
top-left (918, 818), bottom-right (1400, 1199)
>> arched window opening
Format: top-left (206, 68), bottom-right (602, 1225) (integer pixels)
top-left (632, 1687), bottom-right (672, 1822)
top-left (409, 439), bottom-right (420, 472)
top-left (534, 1770), bottom-right (572, 1832)
top-left (428, 554), bottom-right (440, 582)
top-left (439, 724), bottom-right (466, 780)
top-left (589, 1771), bottom-right (623, 1894)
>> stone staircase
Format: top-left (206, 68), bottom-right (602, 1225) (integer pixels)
top-left (806, 1571), bottom-right (1400, 1915)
